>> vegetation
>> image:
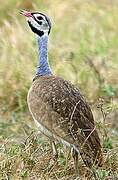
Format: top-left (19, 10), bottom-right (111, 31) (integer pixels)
top-left (0, 0), bottom-right (118, 179)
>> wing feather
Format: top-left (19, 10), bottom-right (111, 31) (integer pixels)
top-left (30, 75), bottom-right (103, 167)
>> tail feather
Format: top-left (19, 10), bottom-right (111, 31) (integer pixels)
top-left (76, 127), bottom-right (103, 167)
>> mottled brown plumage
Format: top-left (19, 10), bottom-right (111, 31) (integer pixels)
top-left (28, 75), bottom-right (103, 168)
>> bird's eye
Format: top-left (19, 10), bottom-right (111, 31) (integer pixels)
top-left (38, 21), bottom-right (42, 25)
top-left (37, 16), bottom-right (43, 20)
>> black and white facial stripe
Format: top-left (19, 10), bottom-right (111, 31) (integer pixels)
top-left (27, 13), bottom-right (51, 36)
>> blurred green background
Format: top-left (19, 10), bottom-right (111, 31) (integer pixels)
top-left (0, 0), bottom-right (118, 179)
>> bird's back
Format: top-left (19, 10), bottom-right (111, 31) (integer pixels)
top-left (27, 75), bottom-right (103, 167)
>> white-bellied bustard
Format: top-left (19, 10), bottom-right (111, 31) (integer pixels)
top-left (20, 10), bottom-right (103, 172)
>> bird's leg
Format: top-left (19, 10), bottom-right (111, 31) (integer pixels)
top-left (62, 147), bottom-right (71, 172)
top-left (65, 147), bottom-right (71, 167)
top-left (44, 141), bottom-right (58, 173)
top-left (72, 147), bottom-right (79, 174)
top-left (51, 141), bottom-right (58, 162)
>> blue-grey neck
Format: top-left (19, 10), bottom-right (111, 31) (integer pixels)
top-left (36, 35), bottom-right (52, 76)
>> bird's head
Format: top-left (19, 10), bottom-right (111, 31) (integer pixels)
top-left (20, 10), bottom-right (51, 37)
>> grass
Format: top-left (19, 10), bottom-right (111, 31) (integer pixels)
top-left (0, 0), bottom-right (118, 179)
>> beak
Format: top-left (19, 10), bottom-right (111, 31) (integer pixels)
top-left (20, 9), bottom-right (33, 18)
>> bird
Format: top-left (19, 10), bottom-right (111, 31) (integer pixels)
top-left (20, 9), bottom-right (103, 172)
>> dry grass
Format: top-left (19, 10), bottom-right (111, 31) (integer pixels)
top-left (0, 0), bottom-right (118, 179)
